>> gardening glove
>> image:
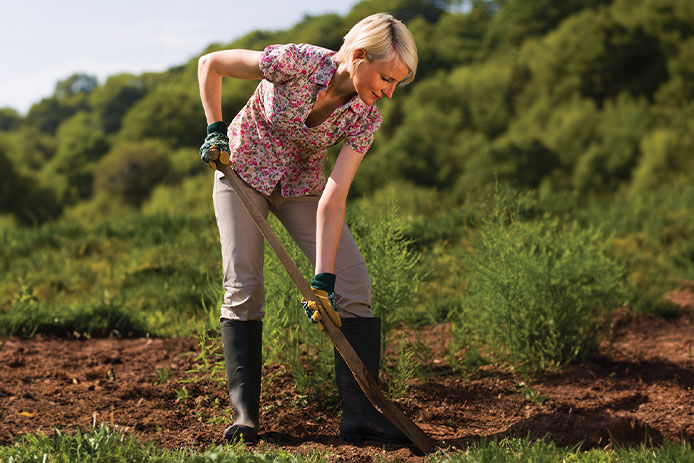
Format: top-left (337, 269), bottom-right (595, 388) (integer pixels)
top-left (301, 273), bottom-right (342, 331)
top-left (199, 121), bottom-right (231, 170)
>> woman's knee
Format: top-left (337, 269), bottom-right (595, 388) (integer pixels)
top-left (220, 284), bottom-right (265, 321)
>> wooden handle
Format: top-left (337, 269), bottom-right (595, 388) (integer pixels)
top-left (215, 161), bottom-right (437, 454)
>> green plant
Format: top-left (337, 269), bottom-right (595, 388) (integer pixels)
top-left (516, 382), bottom-right (549, 406)
top-left (154, 367), bottom-right (170, 385)
top-left (577, 180), bottom-right (694, 314)
top-left (181, 328), bottom-right (227, 391)
top-left (449, 347), bottom-right (490, 374)
top-left (175, 386), bottom-right (190, 403)
top-left (3, 426), bottom-right (693, 462)
top-left (382, 334), bottom-right (430, 400)
top-left (348, 194), bottom-right (428, 337)
top-left (260, 214), bottom-right (335, 399)
top-left (452, 192), bottom-right (625, 374)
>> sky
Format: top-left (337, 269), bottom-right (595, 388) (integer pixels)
top-left (0, 0), bottom-right (358, 115)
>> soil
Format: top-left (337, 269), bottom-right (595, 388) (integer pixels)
top-left (1, 283), bottom-right (693, 462)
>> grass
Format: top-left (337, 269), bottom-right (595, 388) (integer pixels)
top-left (0, 208), bottom-right (221, 338)
top-left (1, 425), bottom-right (692, 462)
top-left (1, 178), bottom-right (692, 395)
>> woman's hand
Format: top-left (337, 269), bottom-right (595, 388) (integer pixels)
top-left (302, 273), bottom-right (342, 330)
top-left (199, 121), bottom-right (230, 169)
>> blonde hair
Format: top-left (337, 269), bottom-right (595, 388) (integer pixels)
top-left (334, 13), bottom-right (418, 85)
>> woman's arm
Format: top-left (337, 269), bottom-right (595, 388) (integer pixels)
top-left (198, 49), bottom-right (263, 124)
top-left (315, 144), bottom-right (365, 274)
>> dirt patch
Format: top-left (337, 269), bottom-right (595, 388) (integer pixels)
top-left (1, 287), bottom-right (693, 461)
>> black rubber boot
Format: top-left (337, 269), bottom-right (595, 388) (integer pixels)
top-left (334, 317), bottom-right (410, 444)
top-left (221, 319), bottom-right (262, 442)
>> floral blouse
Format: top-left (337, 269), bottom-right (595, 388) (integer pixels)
top-left (225, 43), bottom-right (383, 197)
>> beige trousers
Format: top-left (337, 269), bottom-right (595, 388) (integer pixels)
top-left (212, 170), bottom-right (372, 321)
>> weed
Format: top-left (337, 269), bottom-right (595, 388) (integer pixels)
top-left (181, 328), bottom-right (226, 391)
top-left (291, 394), bottom-right (310, 409)
top-left (175, 386), bottom-right (189, 403)
top-left (516, 382), bottom-right (549, 406)
top-left (154, 367), bottom-right (170, 385)
top-left (383, 334), bottom-right (431, 400)
top-left (452, 190), bottom-right (625, 374)
top-left (349, 195), bottom-right (428, 335)
top-left (449, 347), bottom-right (489, 374)
top-left (261, 214), bottom-right (335, 399)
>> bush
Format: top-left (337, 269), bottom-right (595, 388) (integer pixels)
top-left (577, 180), bottom-right (694, 314)
top-left (261, 214), bottom-right (332, 397)
top-left (259, 197), bottom-right (426, 397)
top-left (452, 196), bottom-right (625, 374)
top-left (349, 195), bottom-right (427, 333)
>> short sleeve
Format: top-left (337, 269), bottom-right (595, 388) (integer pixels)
top-left (344, 108), bottom-right (383, 154)
top-left (259, 43), bottom-right (301, 83)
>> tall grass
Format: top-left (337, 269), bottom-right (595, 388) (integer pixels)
top-left (0, 209), bottom-right (221, 338)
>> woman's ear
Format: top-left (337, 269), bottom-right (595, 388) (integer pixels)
top-left (351, 48), bottom-right (367, 61)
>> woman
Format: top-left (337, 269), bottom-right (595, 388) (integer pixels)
top-left (197, 13), bottom-right (417, 444)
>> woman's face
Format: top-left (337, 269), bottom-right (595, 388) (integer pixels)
top-left (352, 52), bottom-right (410, 106)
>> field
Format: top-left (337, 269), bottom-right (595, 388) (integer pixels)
top-left (2, 2), bottom-right (694, 460)
top-left (1, 286), bottom-right (692, 462)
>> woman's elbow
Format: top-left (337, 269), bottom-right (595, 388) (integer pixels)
top-left (318, 194), bottom-right (346, 215)
top-left (198, 53), bottom-right (213, 73)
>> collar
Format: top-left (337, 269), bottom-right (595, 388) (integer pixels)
top-left (309, 53), bottom-right (367, 113)
top-left (308, 53), bottom-right (337, 87)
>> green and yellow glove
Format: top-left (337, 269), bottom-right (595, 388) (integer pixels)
top-left (301, 273), bottom-right (342, 331)
top-left (199, 121), bottom-right (231, 170)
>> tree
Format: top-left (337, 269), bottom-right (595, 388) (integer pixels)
top-left (482, 0), bottom-right (612, 53)
top-left (462, 135), bottom-right (560, 191)
top-left (0, 127), bottom-right (57, 178)
top-left (345, 0), bottom-right (448, 26)
top-left (0, 142), bottom-right (61, 223)
top-left (522, 8), bottom-right (668, 106)
top-left (0, 107), bottom-right (21, 131)
top-left (408, 5), bottom-right (493, 78)
top-left (42, 112), bottom-right (109, 203)
top-left (54, 73), bottom-right (98, 99)
top-left (572, 94), bottom-right (653, 192)
top-left (89, 74), bottom-right (149, 134)
top-left (118, 85), bottom-right (204, 149)
top-left (93, 140), bottom-right (171, 205)
top-left (24, 95), bottom-right (88, 135)
top-left (279, 14), bottom-right (345, 51)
